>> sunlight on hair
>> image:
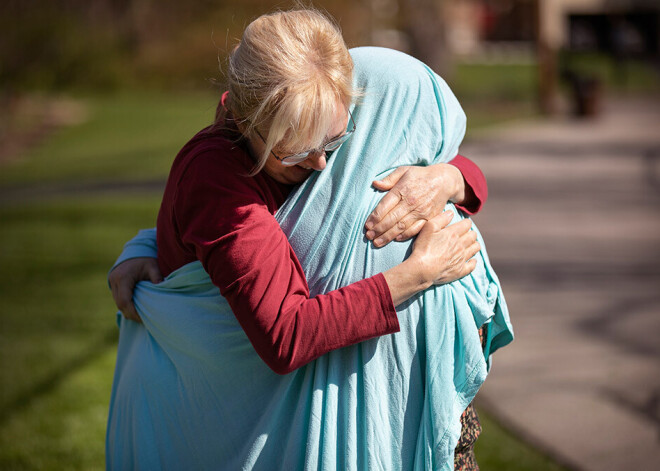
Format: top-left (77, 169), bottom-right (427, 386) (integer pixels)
top-left (222, 8), bottom-right (356, 174)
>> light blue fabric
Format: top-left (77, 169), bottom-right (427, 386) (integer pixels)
top-left (106, 47), bottom-right (513, 471)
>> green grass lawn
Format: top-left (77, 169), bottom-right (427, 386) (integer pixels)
top-left (0, 89), bottom-right (567, 469)
top-left (0, 196), bottom-right (161, 415)
top-left (560, 51), bottom-right (660, 95)
top-left (0, 348), bottom-right (116, 471)
top-left (450, 62), bottom-right (540, 137)
top-left (0, 90), bottom-right (217, 186)
top-left (451, 56), bottom-right (659, 136)
top-left (475, 407), bottom-right (567, 471)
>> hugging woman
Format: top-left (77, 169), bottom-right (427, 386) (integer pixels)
top-left (107, 9), bottom-right (512, 471)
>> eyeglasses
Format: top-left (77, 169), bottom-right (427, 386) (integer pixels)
top-left (255, 109), bottom-right (356, 167)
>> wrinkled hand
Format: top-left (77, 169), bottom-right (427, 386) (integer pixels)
top-left (412, 213), bottom-right (480, 286)
top-left (365, 164), bottom-right (466, 247)
top-left (109, 257), bottom-right (163, 323)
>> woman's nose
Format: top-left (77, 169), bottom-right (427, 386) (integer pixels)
top-left (307, 151), bottom-right (327, 171)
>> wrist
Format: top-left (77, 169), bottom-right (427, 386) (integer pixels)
top-left (447, 164), bottom-right (466, 205)
top-left (383, 257), bottom-right (432, 307)
top-left (404, 255), bottom-right (435, 290)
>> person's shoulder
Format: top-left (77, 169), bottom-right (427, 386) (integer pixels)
top-left (166, 127), bottom-right (287, 212)
top-left (172, 127), bottom-right (255, 185)
top-left (180, 127), bottom-right (245, 164)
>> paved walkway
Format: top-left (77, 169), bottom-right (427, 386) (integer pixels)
top-left (463, 97), bottom-right (660, 471)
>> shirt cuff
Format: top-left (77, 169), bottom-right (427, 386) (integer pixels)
top-left (448, 154), bottom-right (488, 215)
top-left (372, 272), bottom-right (401, 334)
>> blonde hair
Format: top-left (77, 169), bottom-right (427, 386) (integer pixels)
top-left (220, 9), bottom-right (355, 174)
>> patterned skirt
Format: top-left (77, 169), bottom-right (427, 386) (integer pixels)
top-left (453, 326), bottom-right (486, 470)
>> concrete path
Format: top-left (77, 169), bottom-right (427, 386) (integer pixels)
top-left (464, 97), bottom-right (660, 471)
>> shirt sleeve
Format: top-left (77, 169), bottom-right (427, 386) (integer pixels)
top-left (174, 153), bottom-right (399, 374)
top-left (448, 154), bottom-right (488, 215)
top-left (110, 228), bottom-right (158, 272)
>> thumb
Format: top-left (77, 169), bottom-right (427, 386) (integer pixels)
top-left (372, 167), bottom-right (408, 191)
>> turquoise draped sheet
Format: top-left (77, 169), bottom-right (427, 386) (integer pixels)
top-left (106, 47), bottom-right (513, 470)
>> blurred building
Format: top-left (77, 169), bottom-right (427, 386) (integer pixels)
top-left (437, 0), bottom-right (659, 113)
top-left (539, 0), bottom-right (660, 113)
top-left (540, 0), bottom-right (659, 58)
top-left (445, 0), bottom-right (537, 61)
top-left (443, 0), bottom-right (659, 60)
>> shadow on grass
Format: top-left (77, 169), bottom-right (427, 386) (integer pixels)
top-left (0, 328), bottom-right (116, 425)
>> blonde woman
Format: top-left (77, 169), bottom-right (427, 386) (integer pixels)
top-left (107, 9), bottom-right (511, 470)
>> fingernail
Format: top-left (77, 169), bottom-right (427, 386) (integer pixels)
top-left (366, 230), bottom-right (375, 240)
top-left (374, 238), bottom-right (383, 246)
top-left (365, 220), bottom-right (373, 230)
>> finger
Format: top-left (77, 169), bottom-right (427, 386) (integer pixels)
top-left (369, 203), bottom-right (415, 243)
top-left (448, 218), bottom-right (472, 236)
top-left (467, 240), bottom-right (481, 259)
top-left (373, 212), bottom-right (421, 247)
top-left (122, 305), bottom-right (142, 323)
top-left (115, 283), bottom-right (142, 323)
top-left (468, 230), bottom-right (479, 246)
top-left (365, 190), bottom-right (402, 233)
top-left (371, 167), bottom-right (408, 191)
top-left (449, 255), bottom-right (479, 283)
top-left (146, 264), bottom-right (164, 284)
top-left (110, 281), bottom-right (120, 309)
top-left (458, 227), bottom-right (478, 248)
top-left (436, 210), bottom-right (455, 228)
top-left (462, 258), bottom-right (478, 276)
top-left (395, 219), bottom-right (427, 242)
top-left (420, 211), bottom-right (452, 236)
top-left (123, 310), bottom-right (142, 323)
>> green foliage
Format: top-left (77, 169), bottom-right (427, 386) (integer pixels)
top-left (0, 0), bottom-right (289, 93)
top-left (1, 3), bottom-right (129, 92)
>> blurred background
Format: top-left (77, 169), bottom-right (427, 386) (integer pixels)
top-left (1, 1), bottom-right (658, 470)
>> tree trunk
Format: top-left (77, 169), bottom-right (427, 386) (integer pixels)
top-left (398, 0), bottom-right (453, 79)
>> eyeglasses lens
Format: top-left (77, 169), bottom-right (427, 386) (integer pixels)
top-left (280, 111), bottom-right (355, 166)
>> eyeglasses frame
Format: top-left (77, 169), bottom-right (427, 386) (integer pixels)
top-left (255, 109), bottom-right (356, 167)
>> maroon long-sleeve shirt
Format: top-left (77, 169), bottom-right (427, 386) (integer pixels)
top-left (156, 127), bottom-right (487, 374)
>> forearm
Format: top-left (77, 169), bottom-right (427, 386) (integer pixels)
top-left (225, 272), bottom-right (399, 375)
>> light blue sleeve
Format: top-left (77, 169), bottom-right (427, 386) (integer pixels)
top-left (109, 228), bottom-right (158, 273)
